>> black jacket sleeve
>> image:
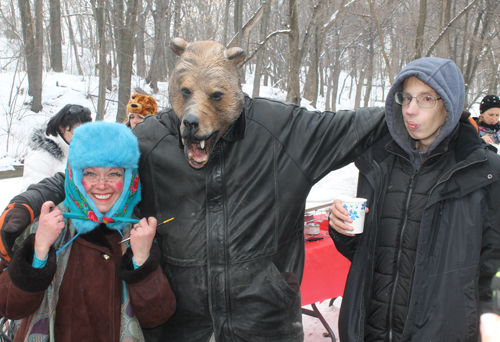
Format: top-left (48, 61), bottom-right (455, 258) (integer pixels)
top-left (10, 172), bottom-right (66, 219)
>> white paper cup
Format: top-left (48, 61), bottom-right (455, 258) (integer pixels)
top-left (340, 197), bottom-right (367, 234)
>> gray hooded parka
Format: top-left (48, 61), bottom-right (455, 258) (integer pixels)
top-left (331, 58), bottom-right (500, 342)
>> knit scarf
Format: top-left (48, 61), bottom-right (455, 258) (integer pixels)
top-left (21, 204), bottom-right (145, 342)
top-left (63, 163), bottom-right (141, 234)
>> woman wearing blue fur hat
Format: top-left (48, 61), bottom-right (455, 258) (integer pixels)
top-left (328, 58), bottom-right (500, 341)
top-left (0, 122), bottom-right (176, 342)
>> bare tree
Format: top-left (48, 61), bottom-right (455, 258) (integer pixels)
top-left (146, 0), bottom-right (169, 93)
top-left (135, 0), bottom-right (151, 77)
top-left (49, 0), bottom-right (62, 72)
top-left (64, 2), bottom-right (83, 75)
top-left (286, 0), bottom-right (300, 104)
top-left (18, 0), bottom-right (43, 112)
top-left (414, 0), bottom-right (427, 59)
top-left (91, 0), bottom-right (108, 120)
top-left (115, 0), bottom-right (140, 122)
top-left (252, 0), bottom-right (273, 98)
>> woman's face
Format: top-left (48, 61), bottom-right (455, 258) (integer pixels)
top-left (59, 123), bottom-right (82, 143)
top-left (129, 114), bottom-right (144, 129)
top-left (82, 167), bottom-right (124, 214)
top-left (481, 108), bottom-right (500, 125)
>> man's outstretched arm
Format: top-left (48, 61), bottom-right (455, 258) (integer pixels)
top-left (0, 172), bottom-right (65, 262)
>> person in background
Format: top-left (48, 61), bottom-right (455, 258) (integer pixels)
top-left (328, 57), bottom-right (500, 341)
top-left (122, 93), bottom-right (158, 129)
top-left (0, 122), bottom-right (175, 341)
top-left (21, 104), bottom-right (93, 192)
top-left (476, 94), bottom-right (500, 145)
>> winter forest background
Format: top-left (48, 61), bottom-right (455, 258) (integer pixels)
top-left (1, 0), bottom-right (500, 163)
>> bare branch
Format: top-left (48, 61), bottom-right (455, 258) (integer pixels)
top-left (227, 0), bottom-right (277, 48)
top-left (241, 30), bottom-right (291, 66)
top-left (425, 0), bottom-right (480, 57)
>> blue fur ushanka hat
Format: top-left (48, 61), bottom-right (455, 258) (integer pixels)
top-left (69, 121), bottom-right (140, 170)
top-left (63, 121), bottom-right (141, 233)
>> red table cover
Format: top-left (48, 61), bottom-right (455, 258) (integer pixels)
top-left (300, 221), bottom-right (351, 306)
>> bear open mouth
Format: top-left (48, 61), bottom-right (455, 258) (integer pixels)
top-left (182, 132), bottom-right (218, 169)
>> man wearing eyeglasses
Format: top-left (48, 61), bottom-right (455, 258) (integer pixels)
top-left (328, 57), bottom-right (500, 341)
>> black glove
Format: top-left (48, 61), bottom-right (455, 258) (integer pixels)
top-left (0, 203), bottom-right (34, 263)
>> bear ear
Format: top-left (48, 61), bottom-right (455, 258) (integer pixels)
top-left (225, 47), bottom-right (246, 65)
top-left (171, 38), bottom-right (189, 56)
top-left (131, 93), bottom-right (139, 99)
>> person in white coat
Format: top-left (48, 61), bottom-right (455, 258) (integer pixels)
top-left (21, 105), bottom-right (92, 191)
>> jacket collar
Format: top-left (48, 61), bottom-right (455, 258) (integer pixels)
top-left (357, 119), bottom-right (491, 198)
top-left (222, 110), bottom-right (246, 142)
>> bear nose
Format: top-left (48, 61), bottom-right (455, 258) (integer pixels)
top-left (131, 104), bottom-right (138, 108)
top-left (183, 114), bottom-right (199, 133)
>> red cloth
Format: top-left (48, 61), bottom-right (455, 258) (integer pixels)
top-left (301, 225), bottom-right (351, 306)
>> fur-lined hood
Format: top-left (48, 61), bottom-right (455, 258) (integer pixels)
top-left (29, 128), bottom-right (68, 162)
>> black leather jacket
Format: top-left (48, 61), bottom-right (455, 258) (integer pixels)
top-left (10, 95), bottom-right (387, 342)
top-left (331, 122), bottom-right (500, 342)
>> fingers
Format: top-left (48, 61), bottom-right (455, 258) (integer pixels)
top-left (35, 204), bottom-right (65, 259)
top-left (483, 136), bottom-right (494, 145)
top-left (328, 199), bottom-right (355, 236)
top-left (131, 217), bottom-right (156, 239)
top-left (147, 217), bottom-right (157, 230)
top-left (40, 201), bottom-right (55, 216)
top-left (129, 217), bottom-right (157, 266)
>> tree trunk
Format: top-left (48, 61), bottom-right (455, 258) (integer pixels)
top-left (112, 0), bottom-right (125, 68)
top-left (303, 24), bottom-right (321, 107)
top-left (464, 0), bottom-right (495, 100)
top-left (439, 0), bottom-right (452, 59)
top-left (135, 0), bottom-right (149, 78)
top-left (368, 0), bottom-right (393, 84)
top-left (252, 0), bottom-right (272, 98)
top-left (116, 0), bottom-right (139, 123)
top-left (146, 0), bottom-right (169, 92)
top-left (363, 37), bottom-right (374, 107)
top-left (329, 31), bottom-right (342, 112)
top-left (92, 0), bottom-right (108, 120)
top-left (286, 0), bottom-right (300, 104)
top-left (354, 67), bottom-right (365, 109)
top-left (18, 0), bottom-right (35, 94)
top-left (414, 0), bottom-right (427, 59)
top-left (222, 0), bottom-right (231, 46)
top-left (325, 70), bottom-right (331, 111)
top-left (49, 0), bottom-right (63, 72)
top-left (65, 2), bottom-right (83, 75)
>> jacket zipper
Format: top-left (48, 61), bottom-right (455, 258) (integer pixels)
top-left (388, 172), bottom-right (416, 342)
top-left (428, 201), bottom-right (444, 257)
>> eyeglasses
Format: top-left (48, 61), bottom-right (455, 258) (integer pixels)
top-left (395, 92), bottom-right (443, 108)
top-left (82, 170), bottom-right (124, 185)
top-left (68, 106), bottom-right (91, 116)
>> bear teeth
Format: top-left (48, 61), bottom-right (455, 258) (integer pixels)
top-left (200, 140), bottom-right (205, 150)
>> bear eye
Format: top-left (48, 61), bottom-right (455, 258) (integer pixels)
top-left (211, 91), bottom-right (223, 101)
top-left (181, 87), bottom-right (192, 97)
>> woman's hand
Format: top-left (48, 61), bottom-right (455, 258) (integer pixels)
top-left (328, 199), bottom-right (369, 237)
top-left (34, 201), bottom-right (65, 260)
top-left (130, 217), bottom-right (157, 266)
top-left (482, 135), bottom-right (495, 145)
